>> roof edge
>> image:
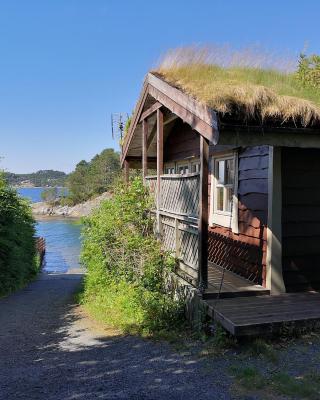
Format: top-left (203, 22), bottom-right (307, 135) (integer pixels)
top-left (121, 73), bottom-right (219, 166)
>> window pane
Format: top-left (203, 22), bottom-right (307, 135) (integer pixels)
top-left (218, 161), bottom-right (225, 184)
top-left (191, 163), bottom-right (199, 173)
top-left (179, 165), bottom-right (189, 174)
top-left (225, 159), bottom-right (234, 184)
top-left (217, 187), bottom-right (224, 211)
top-left (225, 187), bottom-right (233, 212)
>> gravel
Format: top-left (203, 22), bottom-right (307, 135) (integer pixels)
top-left (0, 271), bottom-right (234, 400)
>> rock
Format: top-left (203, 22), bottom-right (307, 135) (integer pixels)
top-left (32, 192), bottom-right (112, 218)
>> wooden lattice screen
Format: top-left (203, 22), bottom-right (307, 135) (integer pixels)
top-left (146, 173), bottom-right (200, 285)
top-left (160, 174), bottom-right (199, 217)
top-left (208, 231), bottom-right (263, 284)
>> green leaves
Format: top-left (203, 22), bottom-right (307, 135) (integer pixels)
top-left (80, 177), bottom-right (184, 335)
top-left (66, 148), bottom-right (121, 204)
top-left (0, 182), bottom-right (38, 296)
top-left (297, 53), bottom-right (320, 89)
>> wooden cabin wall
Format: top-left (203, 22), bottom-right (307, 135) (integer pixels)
top-left (208, 146), bottom-right (269, 286)
top-left (164, 121), bottom-right (200, 162)
top-left (282, 148), bottom-right (320, 292)
top-left (164, 122), bottom-right (269, 286)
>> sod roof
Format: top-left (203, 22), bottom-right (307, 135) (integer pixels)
top-left (153, 62), bottom-right (320, 127)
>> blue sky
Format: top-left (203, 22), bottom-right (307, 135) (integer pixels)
top-left (1, 0), bottom-right (319, 173)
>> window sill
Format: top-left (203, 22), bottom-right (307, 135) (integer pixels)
top-left (211, 212), bottom-right (232, 228)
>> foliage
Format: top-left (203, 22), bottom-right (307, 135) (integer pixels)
top-left (230, 363), bottom-right (320, 399)
top-left (155, 46), bottom-right (320, 126)
top-left (41, 187), bottom-right (58, 205)
top-left (4, 170), bottom-right (67, 187)
top-left (0, 176), bottom-right (39, 297)
top-left (80, 177), bottom-right (184, 336)
top-left (297, 53), bottom-right (320, 89)
top-left (66, 148), bottom-right (120, 204)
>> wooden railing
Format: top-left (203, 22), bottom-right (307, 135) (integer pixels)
top-left (146, 173), bottom-right (200, 285)
top-left (160, 173), bottom-right (200, 217)
top-left (36, 237), bottom-right (46, 266)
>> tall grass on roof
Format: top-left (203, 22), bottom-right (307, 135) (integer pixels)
top-left (154, 46), bottom-right (320, 126)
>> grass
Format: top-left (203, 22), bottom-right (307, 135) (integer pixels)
top-left (154, 47), bottom-right (320, 126)
top-left (230, 363), bottom-right (320, 399)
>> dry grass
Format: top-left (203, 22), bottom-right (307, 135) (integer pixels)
top-left (154, 46), bottom-right (320, 126)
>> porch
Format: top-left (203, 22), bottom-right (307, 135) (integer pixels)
top-left (145, 173), bottom-right (267, 298)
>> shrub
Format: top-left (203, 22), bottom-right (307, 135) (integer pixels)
top-left (297, 53), bottom-right (320, 89)
top-left (80, 177), bottom-right (184, 336)
top-left (0, 177), bottom-right (39, 296)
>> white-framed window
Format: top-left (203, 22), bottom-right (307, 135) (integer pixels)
top-left (164, 164), bottom-right (175, 174)
top-left (164, 159), bottom-right (200, 175)
top-left (177, 162), bottom-right (190, 175)
top-left (190, 161), bottom-right (200, 173)
top-left (210, 152), bottom-right (238, 233)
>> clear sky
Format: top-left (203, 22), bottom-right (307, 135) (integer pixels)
top-left (1, 0), bottom-right (319, 173)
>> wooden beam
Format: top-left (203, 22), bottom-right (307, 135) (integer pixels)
top-left (142, 119), bottom-right (148, 181)
top-left (147, 112), bottom-right (178, 150)
top-left (198, 135), bottom-right (209, 289)
top-left (266, 146), bottom-right (286, 294)
top-left (157, 108), bottom-right (164, 234)
top-left (149, 85), bottom-right (218, 144)
top-left (139, 102), bottom-right (162, 122)
top-left (148, 73), bottom-right (218, 131)
top-left (218, 129), bottom-right (320, 149)
top-left (124, 159), bottom-right (129, 184)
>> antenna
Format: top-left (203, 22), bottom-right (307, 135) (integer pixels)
top-left (111, 113), bottom-right (129, 149)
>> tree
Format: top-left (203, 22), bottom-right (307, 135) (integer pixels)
top-left (41, 187), bottom-right (58, 205)
top-left (66, 148), bottom-right (120, 204)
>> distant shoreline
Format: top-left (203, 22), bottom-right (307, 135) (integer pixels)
top-left (31, 192), bottom-right (111, 218)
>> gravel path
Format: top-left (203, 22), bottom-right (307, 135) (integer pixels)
top-left (0, 271), bottom-right (234, 400)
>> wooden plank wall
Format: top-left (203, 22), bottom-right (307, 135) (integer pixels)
top-left (164, 122), bottom-right (269, 286)
top-left (164, 120), bottom-right (200, 161)
top-left (208, 146), bottom-right (269, 286)
top-left (282, 148), bottom-right (320, 292)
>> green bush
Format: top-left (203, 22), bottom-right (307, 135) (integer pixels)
top-left (0, 176), bottom-right (39, 296)
top-left (80, 177), bottom-right (184, 336)
top-left (297, 53), bottom-right (320, 89)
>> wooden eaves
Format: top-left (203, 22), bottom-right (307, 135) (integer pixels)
top-left (120, 72), bottom-right (220, 166)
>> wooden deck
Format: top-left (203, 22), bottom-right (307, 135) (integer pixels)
top-left (206, 292), bottom-right (320, 336)
top-left (203, 262), bottom-right (269, 299)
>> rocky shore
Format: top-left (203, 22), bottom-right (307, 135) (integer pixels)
top-left (32, 192), bottom-right (111, 218)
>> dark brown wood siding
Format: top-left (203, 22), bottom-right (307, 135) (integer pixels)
top-left (164, 123), bottom-right (269, 286)
top-left (164, 121), bottom-right (200, 162)
top-left (282, 148), bottom-right (320, 292)
top-left (208, 146), bottom-right (269, 286)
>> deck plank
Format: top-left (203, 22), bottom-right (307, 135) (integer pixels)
top-left (206, 292), bottom-right (320, 336)
top-left (204, 263), bottom-right (269, 299)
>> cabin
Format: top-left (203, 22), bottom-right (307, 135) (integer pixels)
top-left (121, 67), bottom-right (320, 335)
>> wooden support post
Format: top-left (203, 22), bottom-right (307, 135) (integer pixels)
top-left (124, 159), bottom-right (129, 184)
top-left (266, 146), bottom-right (286, 294)
top-left (198, 135), bottom-right (209, 289)
top-left (156, 108), bottom-right (164, 235)
top-left (175, 217), bottom-right (180, 258)
top-left (142, 119), bottom-right (148, 182)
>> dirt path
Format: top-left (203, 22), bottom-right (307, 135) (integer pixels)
top-left (0, 271), bottom-right (233, 400)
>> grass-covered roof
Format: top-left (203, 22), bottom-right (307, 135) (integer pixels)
top-left (153, 47), bottom-right (320, 127)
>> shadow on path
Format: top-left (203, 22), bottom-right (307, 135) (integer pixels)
top-left (0, 272), bottom-right (232, 400)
